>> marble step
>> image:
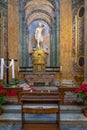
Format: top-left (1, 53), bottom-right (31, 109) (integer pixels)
top-left (2, 105), bottom-right (85, 113)
top-left (0, 112), bottom-right (87, 126)
top-left (2, 105), bottom-right (21, 113)
top-left (0, 105), bottom-right (87, 126)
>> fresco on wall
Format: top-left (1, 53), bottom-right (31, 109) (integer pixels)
top-left (72, 0), bottom-right (84, 74)
top-left (19, 0), bottom-right (60, 72)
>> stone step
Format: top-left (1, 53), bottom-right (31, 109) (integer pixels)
top-left (2, 105), bottom-right (85, 113)
top-left (0, 112), bottom-right (87, 126)
top-left (2, 105), bottom-right (21, 113)
top-left (60, 105), bottom-right (85, 113)
top-left (0, 105), bottom-right (87, 126)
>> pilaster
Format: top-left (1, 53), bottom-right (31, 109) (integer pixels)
top-left (84, 0), bottom-right (87, 83)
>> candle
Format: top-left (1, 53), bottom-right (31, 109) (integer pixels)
top-left (60, 66), bottom-right (62, 72)
top-left (0, 58), bottom-right (4, 80)
top-left (9, 59), bottom-right (15, 79)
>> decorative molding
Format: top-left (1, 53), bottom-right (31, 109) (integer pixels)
top-left (72, 0), bottom-right (84, 74)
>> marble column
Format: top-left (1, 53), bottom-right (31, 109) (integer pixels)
top-left (84, 0), bottom-right (87, 83)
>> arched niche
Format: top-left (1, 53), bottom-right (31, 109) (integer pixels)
top-left (28, 20), bottom-right (50, 66)
top-left (19, 0), bottom-right (60, 72)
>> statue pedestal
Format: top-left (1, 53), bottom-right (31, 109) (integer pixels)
top-left (31, 48), bottom-right (48, 72)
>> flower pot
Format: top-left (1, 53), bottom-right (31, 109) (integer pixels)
top-left (0, 107), bottom-right (3, 115)
top-left (82, 108), bottom-right (87, 117)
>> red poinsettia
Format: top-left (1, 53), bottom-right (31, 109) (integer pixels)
top-left (0, 85), bottom-right (17, 106)
top-left (74, 84), bottom-right (87, 105)
top-left (0, 85), bottom-right (7, 106)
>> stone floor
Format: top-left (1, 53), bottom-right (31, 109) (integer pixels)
top-left (0, 105), bottom-right (87, 127)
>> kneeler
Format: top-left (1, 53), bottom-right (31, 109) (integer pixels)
top-left (20, 92), bottom-right (60, 130)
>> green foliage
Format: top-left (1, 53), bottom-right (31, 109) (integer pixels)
top-left (74, 84), bottom-right (87, 106)
top-left (77, 92), bottom-right (85, 99)
top-left (84, 100), bottom-right (87, 105)
top-left (0, 95), bottom-right (5, 106)
top-left (4, 78), bottom-right (19, 87)
top-left (0, 86), bottom-right (7, 106)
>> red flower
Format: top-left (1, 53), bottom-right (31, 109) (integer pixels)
top-left (81, 84), bottom-right (87, 91)
top-left (73, 88), bottom-right (81, 93)
top-left (0, 89), bottom-right (7, 96)
top-left (0, 85), bottom-right (7, 106)
top-left (0, 85), bottom-right (4, 89)
top-left (85, 91), bottom-right (87, 95)
top-left (74, 83), bottom-right (87, 105)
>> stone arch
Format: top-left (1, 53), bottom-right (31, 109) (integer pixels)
top-left (47, 0), bottom-right (57, 8)
top-left (24, 0), bottom-right (55, 11)
top-left (27, 12), bottom-right (52, 27)
top-left (24, 0), bottom-right (55, 27)
top-left (25, 9), bottom-right (54, 22)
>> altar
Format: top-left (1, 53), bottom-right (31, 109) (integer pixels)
top-left (24, 72), bottom-right (57, 86)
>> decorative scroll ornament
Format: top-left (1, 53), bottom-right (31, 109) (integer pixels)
top-left (0, 58), bottom-right (15, 80)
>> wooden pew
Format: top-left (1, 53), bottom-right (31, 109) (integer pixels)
top-left (59, 86), bottom-right (83, 105)
top-left (4, 86), bottom-right (82, 105)
top-left (4, 87), bottom-right (23, 104)
top-left (20, 92), bottom-right (60, 130)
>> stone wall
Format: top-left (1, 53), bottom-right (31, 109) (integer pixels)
top-left (8, 0), bottom-right (24, 80)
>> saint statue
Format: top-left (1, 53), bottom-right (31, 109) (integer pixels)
top-left (35, 22), bottom-right (46, 48)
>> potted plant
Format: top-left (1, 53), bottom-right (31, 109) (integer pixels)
top-left (74, 83), bottom-right (87, 116)
top-left (0, 85), bottom-right (17, 115)
top-left (0, 85), bottom-right (7, 114)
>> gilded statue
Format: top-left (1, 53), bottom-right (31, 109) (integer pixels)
top-left (32, 48), bottom-right (47, 71)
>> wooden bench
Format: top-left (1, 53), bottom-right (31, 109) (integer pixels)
top-left (20, 92), bottom-right (60, 130)
top-left (58, 86), bottom-right (83, 105)
top-left (4, 86), bottom-right (81, 105)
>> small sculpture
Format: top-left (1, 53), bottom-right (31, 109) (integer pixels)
top-left (35, 22), bottom-right (46, 49)
top-left (30, 22), bottom-right (48, 72)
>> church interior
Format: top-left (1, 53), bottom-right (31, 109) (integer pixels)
top-left (0, 0), bottom-right (87, 130)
